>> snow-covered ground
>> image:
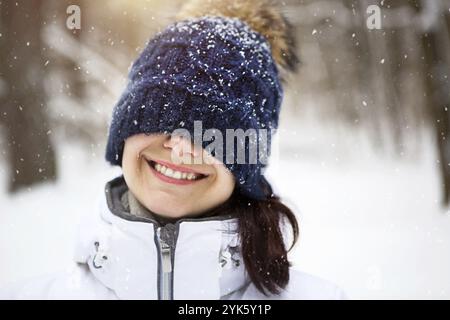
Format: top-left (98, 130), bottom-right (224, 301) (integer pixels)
top-left (0, 117), bottom-right (449, 299)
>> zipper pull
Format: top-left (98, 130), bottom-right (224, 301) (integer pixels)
top-left (157, 224), bottom-right (176, 272)
top-left (159, 237), bottom-right (172, 273)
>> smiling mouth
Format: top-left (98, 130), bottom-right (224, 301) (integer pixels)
top-left (147, 159), bottom-right (208, 182)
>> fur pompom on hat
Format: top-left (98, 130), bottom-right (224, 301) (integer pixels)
top-left (105, 0), bottom-right (298, 199)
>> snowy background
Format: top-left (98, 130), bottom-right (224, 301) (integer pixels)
top-left (1, 0), bottom-right (450, 299)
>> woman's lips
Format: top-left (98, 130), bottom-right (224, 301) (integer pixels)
top-left (146, 159), bottom-right (208, 185)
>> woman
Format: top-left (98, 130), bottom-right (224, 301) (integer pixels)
top-left (1, 0), bottom-right (346, 299)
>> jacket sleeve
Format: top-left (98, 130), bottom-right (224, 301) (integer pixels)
top-left (238, 269), bottom-right (348, 300)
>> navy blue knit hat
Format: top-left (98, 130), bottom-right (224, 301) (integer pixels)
top-left (106, 0), bottom-right (298, 199)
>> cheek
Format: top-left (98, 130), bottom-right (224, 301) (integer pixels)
top-left (122, 148), bottom-right (146, 187)
top-left (208, 166), bottom-right (235, 199)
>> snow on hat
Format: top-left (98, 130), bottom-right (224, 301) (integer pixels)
top-left (105, 0), bottom-right (298, 199)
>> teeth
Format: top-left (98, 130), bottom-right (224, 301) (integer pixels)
top-left (165, 168), bottom-right (174, 176)
top-left (152, 162), bottom-right (200, 181)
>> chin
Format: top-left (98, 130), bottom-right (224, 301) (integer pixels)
top-left (145, 196), bottom-right (193, 218)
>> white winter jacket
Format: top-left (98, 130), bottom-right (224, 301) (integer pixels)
top-left (0, 177), bottom-right (346, 300)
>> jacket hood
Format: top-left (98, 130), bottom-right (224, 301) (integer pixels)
top-left (74, 176), bottom-right (248, 299)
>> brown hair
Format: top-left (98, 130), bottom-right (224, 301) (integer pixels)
top-left (210, 187), bottom-right (299, 296)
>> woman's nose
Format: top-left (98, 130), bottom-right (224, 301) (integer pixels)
top-left (163, 135), bottom-right (201, 160)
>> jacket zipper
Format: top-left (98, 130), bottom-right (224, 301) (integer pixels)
top-left (156, 225), bottom-right (175, 300)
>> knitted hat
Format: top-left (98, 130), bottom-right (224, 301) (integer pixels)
top-left (105, 0), bottom-right (298, 199)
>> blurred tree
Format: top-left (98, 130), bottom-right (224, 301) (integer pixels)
top-left (0, 0), bottom-right (57, 192)
top-left (283, 0), bottom-right (450, 206)
top-left (420, 0), bottom-right (450, 204)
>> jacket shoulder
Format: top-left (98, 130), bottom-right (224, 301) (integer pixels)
top-left (0, 264), bottom-right (116, 300)
top-left (239, 269), bottom-right (347, 300)
top-left (281, 269), bottom-right (347, 300)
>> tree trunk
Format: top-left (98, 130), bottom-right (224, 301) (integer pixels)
top-left (0, 0), bottom-right (57, 192)
top-left (420, 1), bottom-right (450, 205)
